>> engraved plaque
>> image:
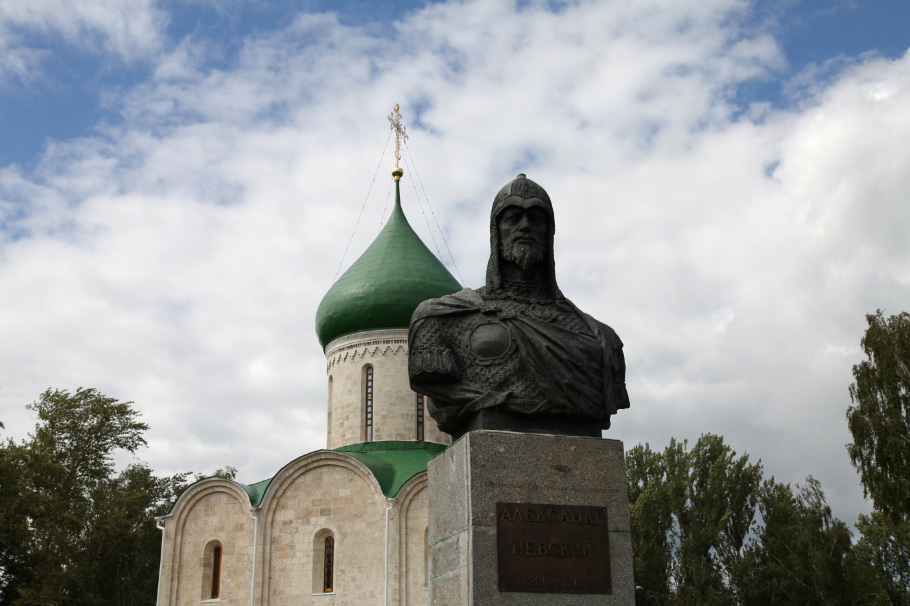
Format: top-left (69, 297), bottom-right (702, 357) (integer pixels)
top-left (496, 502), bottom-right (611, 594)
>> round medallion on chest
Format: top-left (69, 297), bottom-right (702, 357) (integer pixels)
top-left (470, 322), bottom-right (511, 360)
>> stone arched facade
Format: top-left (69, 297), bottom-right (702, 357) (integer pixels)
top-left (156, 451), bottom-right (433, 606)
top-left (156, 321), bottom-right (450, 606)
top-left (158, 480), bottom-right (254, 606)
top-left (257, 452), bottom-right (387, 605)
top-left (394, 473), bottom-right (430, 606)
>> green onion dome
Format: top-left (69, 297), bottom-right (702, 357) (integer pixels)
top-left (315, 182), bottom-right (461, 349)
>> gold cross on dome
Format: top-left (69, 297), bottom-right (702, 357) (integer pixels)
top-left (388, 104), bottom-right (408, 176)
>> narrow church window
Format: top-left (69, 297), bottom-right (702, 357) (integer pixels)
top-left (416, 393), bottom-right (425, 441)
top-left (364, 365), bottom-right (374, 442)
top-left (327, 375), bottom-right (333, 446)
top-left (201, 541), bottom-right (223, 600)
top-left (323, 536), bottom-right (335, 593)
top-left (210, 545), bottom-right (222, 599)
top-left (312, 529), bottom-right (335, 594)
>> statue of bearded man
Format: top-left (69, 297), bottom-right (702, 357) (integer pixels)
top-left (408, 174), bottom-right (630, 440)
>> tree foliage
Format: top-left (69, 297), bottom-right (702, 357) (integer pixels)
top-left (0, 388), bottom-right (191, 606)
top-left (627, 435), bottom-right (899, 605)
top-left (847, 310), bottom-right (910, 525)
top-left (627, 434), bottom-right (762, 605)
top-left (194, 466), bottom-right (238, 482)
top-left (736, 477), bottom-right (872, 605)
top-left (851, 512), bottom-right (910, 606)
top-left (0, 430), bottom-right (31, 605)
top-left (627, 443), bottom-right (673, 604)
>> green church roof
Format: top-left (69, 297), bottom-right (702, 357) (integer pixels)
top-left (237, 478), bottom-right (272, 507)
top-left (166, 441), bottom-right (447, 514)
top-left (315, 180), bottom-right (462, 349)
top-left (334, 440), bottom-right (448, 497)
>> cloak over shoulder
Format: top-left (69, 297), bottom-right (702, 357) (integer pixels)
top-left (409, 288), bottom-right (630, 433)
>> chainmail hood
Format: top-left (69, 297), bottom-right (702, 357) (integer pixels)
top-left (485, 173), bottom-right (563, 299)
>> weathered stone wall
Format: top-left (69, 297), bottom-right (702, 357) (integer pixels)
top-left (325, 329), bottom-right (450, 448)
top-left (396, 476), bottom-right (430, 606)
top-left (259, 454), bottom-right (386, 605)
top-left (157, 481), bottom-right (254, 606)
top-left (156, 442), bottom-right (434, 606)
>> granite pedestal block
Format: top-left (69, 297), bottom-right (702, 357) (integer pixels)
top-left (427, 431), bottom-right (635, 606)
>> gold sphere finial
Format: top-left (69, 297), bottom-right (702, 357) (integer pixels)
top-left (392, 166), bottom-right (404, 181)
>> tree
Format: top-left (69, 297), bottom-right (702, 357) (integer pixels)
top-left (673, 435), bottom-right (762, 605)
top-left (627, 434), bottom-right (763, 606)
top-left (0, 425), bottom-right (33, 605)
top-left (627, 436), bottom-right (887, 605)
top-left (194, 466), bottom-right (238, 482)
top-left (847, 310), bottom-right (910, 525)
top-left (627, 443), bottom-right (673, 605)
top-left (0, 388), bottom-right (191, 606)
top-left (850, 512), bottom-right (910, 605)
top-left (736, 477), bottom-right (872, 606)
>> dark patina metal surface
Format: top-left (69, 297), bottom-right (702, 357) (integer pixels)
top-left (496, 502), bottom-right (611, 594)
top-left (408, 173), bottom-right (631, 438)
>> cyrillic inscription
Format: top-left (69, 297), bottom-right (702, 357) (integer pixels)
top-left (496, 502), bottom-right (611, 594)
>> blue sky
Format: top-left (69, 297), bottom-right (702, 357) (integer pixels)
top-left (1, 0), bottom-right (909, 529)
top-left (2, 1), bottom-right (908, 166)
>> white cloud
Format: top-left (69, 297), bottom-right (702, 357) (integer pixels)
top-left (1, 0), bottom-right (908, 525)
top-left (0, 0), bottom-right (166, 86)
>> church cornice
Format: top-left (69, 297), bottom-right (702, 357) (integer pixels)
top-left (324, 329), bottom-right (409, 371)
top-left (326, 341), bottom-right (408, 370)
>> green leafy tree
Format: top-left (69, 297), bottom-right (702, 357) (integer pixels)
top-left (673, 435), bottom-right (762, 605)
top-left (850, 512), bottom-right (910, 605)
top-left (0, 388), bottom-right (191, 606)
top-left (846, 310), bottom-right (910, 525)
top-left (736, 477), bottom-right (873, 605)
top-left (627, 434), bottom-right (762, 606)
top-left (844, 310), bottom-right (910, 604)
top-left (0, 425), bottom-right (33, 605)
top-left (628, 443), bottom-right (673, 605)
top-left (627, 436), bottom-right (889, 606)
top-left (194, 466), bottom-right (238, 482)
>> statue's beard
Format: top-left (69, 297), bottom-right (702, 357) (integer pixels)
top-left (502, 240), bottom-right (545, 271)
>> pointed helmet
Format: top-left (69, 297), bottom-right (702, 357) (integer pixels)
top-left (485, 173), bottom-right (562, 299)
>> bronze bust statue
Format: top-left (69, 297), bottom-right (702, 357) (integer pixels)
top-left (408, 174), bottom-right (630, 440)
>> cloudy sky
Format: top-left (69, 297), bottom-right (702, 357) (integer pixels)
top-left (1, 0), bottom-right (908, 527)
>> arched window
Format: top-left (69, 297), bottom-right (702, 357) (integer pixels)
top-left (323, 536), bottom-right (335, 593)
top-left (416, 393), bottom-right (425, 441)
top-left (312, 529), bottom-right (336, 594)
top-left (364, 365), bottom-right (374, 442)
top-left (211, 545), bottom-right (222, 598)
top-left (201, 540), bottom-right (223, 600)
top-left (327, 375), bottom-right (334, 446)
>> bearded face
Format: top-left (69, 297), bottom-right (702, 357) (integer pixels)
top-left (503, 239), bottom-right (545, 270)
top-left (497, 204), bottom-right (548, 271)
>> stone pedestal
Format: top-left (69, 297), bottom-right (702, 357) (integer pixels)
top-left (427, 431), bottom-right (635, 606)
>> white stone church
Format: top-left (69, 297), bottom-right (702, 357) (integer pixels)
top-left (154, 166), bottom-right (461, 605)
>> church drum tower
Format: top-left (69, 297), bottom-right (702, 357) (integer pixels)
top-left (154, 106), bottom-right (460, 606)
